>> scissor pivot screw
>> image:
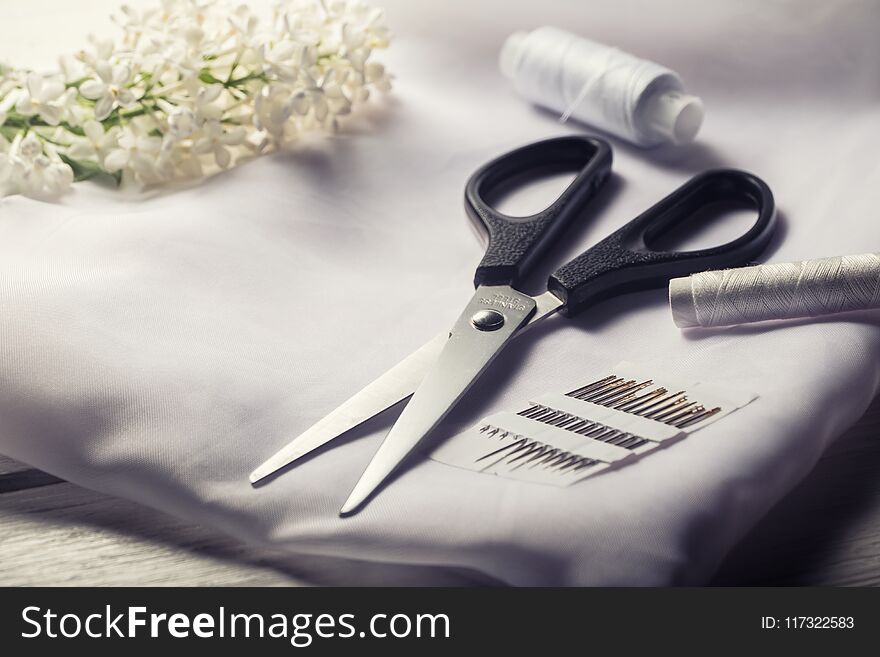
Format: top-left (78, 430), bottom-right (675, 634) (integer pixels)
top-left (471, 309), bottom-right (505, 331)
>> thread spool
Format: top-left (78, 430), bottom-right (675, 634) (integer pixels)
top-left (669, 253), bottom-right (880, 328)
top-left (499, 26), bottom-right (704, 147)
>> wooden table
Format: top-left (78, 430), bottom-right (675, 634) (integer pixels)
top-left (2, 399), bottom-right (878, 586)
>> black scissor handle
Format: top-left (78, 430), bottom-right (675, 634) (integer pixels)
top-left (548, 169), bottom-right (777, 316)
top-left (465, 135), bottom-right (613, 287)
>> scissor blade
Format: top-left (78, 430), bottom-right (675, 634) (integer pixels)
top-left (340, 285), bottom-right (538, 514)
top-left (249, 333), bottom-right (448, 484)
top-left (250, 291), bottom-right (564, 484)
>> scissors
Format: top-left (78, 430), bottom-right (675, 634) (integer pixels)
top-left (249, 135), bottom-right (777, 514)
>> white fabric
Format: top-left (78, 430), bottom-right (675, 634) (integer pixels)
top-left (1, 0), bottom-right (879, 585)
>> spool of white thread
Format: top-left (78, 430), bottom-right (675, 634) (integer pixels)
top-left (499, 26), bottom-right (704, 147)
top-left (669, 253), bottom-right (880, 328)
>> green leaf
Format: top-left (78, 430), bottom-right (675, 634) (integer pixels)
top-left (198, 69), bottom-right (223, 85)
top-left (64, 76), bottom-right (90, 90)
top-left (0, 125), bottom-right (18, 141)
top-left (58, 154), bottom-right (121, 187)
top-left (60, 121), bottom-right (85, 137)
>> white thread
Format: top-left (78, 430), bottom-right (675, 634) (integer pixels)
top-left (499, 27), bottom-right (704, 147)
top-left (669, 253), bottom-right (880, 328)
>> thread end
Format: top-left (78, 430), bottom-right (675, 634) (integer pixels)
top-left (669, 276), bottom-right (700, 328)
top-left (644, 90), bottom-right (704, 145)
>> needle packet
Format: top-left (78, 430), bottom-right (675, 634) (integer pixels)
top-left (429, 362), bottom-right (757, 487)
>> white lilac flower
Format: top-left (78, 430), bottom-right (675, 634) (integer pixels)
top-left (0, 147), bottom-right (15, 195)
top-left (167, 107), bottom-right (198, 137)
top-left (0, 0), bottom-right (392, 199)
top-left (261, 39), bottom-right (310, 83)
top-left (76, 36), bottom-right (115, 70)
top-left (19, 132), bottom-right (43, 159)
top-left (103, 128), bottom-right (167, 184)
top-left (17, 153), bottom-right (75, 197)
top-left (58, 54), bottom-right (87, 86)
top-left (192, 122), bottom-right (246, 168)
top-left (228, 4), bottom-right (260, 51)
top-left (1, 133), bottom-right (74, 197)
top-left (79, 63), bottom-right (138, 121)
top-left (65, 120), bottom-right (122, 163)
top-left (14, 74), bottom-right (68, 126)
top-left (194, 84), bottom-right (223, 122)
top-left (253, 83), bottom-right (294, 141)
top-left (365, 61), bottom-right (392, 93)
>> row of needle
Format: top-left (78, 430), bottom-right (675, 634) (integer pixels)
top-left (470, 375), bottom-right (722, 477)
top-left (564, 375), bottom-right (721, 429)
top-left (475, 425), bottom-right (599, 475)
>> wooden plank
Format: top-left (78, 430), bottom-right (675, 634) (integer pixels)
top-left (0, 470), bottom-right (63, 494)
top-left (0, 454), bottom-right (29, 474)
top-left (0, 455), bottom-right (63, 494)
top-left (0, 483), bottom-right (307, 586)
top-left (0, 482), bottom-right (475, 586)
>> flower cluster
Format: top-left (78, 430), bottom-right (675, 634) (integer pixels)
top-left (0, 0), bottom-right (392, 198)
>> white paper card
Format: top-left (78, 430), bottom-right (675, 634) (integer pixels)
top-left (430, 363), bottom-right (758, 487)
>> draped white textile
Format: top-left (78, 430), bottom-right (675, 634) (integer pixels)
top-left (1, 0), bottom-right (878, 585)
